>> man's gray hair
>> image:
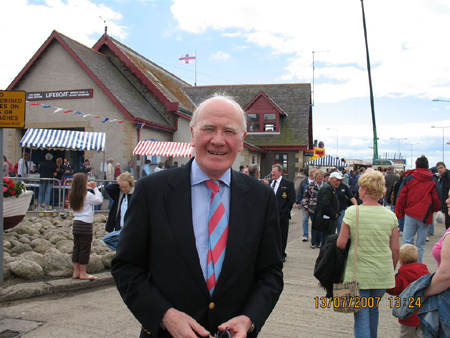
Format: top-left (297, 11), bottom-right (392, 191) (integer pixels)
top-left (272, 164), bottom-right (283, 172)
top-left (45, 153), bottom-right (53, 161)
top-left (248, 164), bottom-right (260, 178)
top-left (190, 94), bottom-right (247, 134)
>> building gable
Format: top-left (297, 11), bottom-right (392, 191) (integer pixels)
top-left (182, 84), bottom-right (312, 150)
top-left (8, 30), bottom-right (176, 132)
top-left (93, 34), bottom-right (195, 113)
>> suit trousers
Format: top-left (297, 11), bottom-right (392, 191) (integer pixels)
top-left (280, 216), bottom-right (289, 258)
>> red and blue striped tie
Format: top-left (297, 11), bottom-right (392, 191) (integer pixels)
top-left (205, 180), bottom-right (229, 295)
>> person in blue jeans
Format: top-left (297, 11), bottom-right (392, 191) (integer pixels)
top-left (296, 167), bottom-right (316, 242)
top-left (336, 180), bottom-right (357, 233)
top-left (38, 153), bottom-right (57, 210)
top-left (354, 289), bottom-right (387, 338)
top-left (337, 170), bottom-right (399, 338)
top-left (395, 156), bottom-right (441, 262)
top-left (103, 172), bottom-right (135, 250)
top-left (301, 170), bottom-right (323, 248)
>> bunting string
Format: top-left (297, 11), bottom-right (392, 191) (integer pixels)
top-left (25, 101), bottom-right (144, 127)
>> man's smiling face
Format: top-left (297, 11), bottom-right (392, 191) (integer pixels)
top-left (191, 98), bottom-right (246, 180)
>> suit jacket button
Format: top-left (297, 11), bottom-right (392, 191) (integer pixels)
top-left (209, 302), bottom-right (215, 310)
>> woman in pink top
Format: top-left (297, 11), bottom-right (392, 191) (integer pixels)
top-left (425, 194), bottom-right (450, 296)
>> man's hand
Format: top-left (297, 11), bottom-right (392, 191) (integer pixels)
top-left (162, 308), bottom-right (210, 338)
top-left (297, 204), bottom-right (302, 210)
top-left (217, 315), bottom-right (252, 338)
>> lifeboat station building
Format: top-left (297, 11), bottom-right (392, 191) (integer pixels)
top-left (5, 30), bottom-right (312, 180)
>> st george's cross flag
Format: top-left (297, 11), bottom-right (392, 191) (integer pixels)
top-left (179, 53), bottom-right (196, 64)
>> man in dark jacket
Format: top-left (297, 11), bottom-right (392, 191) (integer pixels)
top-left (38, 153), bottom-right (57, 209)
top-left (396, 156), bottom-right (441, 262)
top-left (270, 164), bottom-right (295, 262)
top-left (385, 166), bottom-right (399, 208)
top-left (296, 168), bottom-right (316, 242)
top-left (314, 171), bottom-right (341, 247)
top-left (437, 161), bottom-right (450, 230)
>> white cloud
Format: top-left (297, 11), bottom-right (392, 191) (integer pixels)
top-left (171, 0), bottom-right (450, 104)
top-left (0, 0), bottom-right (127, 89)
top-left (209, 51), bottom-right (231, 61)
top-left (233, 45), bottom-right (250, 51)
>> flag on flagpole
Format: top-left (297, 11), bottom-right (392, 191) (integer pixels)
top-left (179, 53), bottom-right (196, 64)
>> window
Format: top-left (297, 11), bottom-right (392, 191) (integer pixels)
top-left (248, 114), bottom-right (260, 132)
top-left (274, 153), bottom-right (288, 173)
top-left (247, 113), bottom-right (279, 132)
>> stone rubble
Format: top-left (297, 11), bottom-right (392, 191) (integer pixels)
top-left (2, 214), bottom-right (114, 282)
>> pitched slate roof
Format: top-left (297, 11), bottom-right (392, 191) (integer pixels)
top-left (8, 31), bottom-right (176, 131)
top-left (98, 36), bottom-right (196, 113)
top-left (56, 33), bottom-right (175, 129)
top-left (182, 84), bottom-right (312, 148)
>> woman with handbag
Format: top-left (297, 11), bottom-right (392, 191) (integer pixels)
top-left (337, 170), bottom-right (400, 338)
top-left (302, 170), bottom-right (324, 248)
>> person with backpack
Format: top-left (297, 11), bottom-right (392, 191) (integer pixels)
top-left (396, 156), bottom-right (441, 262)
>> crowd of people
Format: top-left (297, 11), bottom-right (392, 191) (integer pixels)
top-left (299, 156), bottom-right (449, 337)
top-left (103, 97), bottom-right (449, 337)
top-left (3, 96), bottom-right (449, 336)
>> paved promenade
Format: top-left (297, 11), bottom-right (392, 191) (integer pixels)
top-left (0, 208), bottom-right (445, 337)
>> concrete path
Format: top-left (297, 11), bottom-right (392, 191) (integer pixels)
top-left (0, 207), bottom-right (445, 337)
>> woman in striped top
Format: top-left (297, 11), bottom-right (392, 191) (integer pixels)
top-left (337, 170), bottom-right (400, 338)
top-left (69, 173), bottom-right (103, 281)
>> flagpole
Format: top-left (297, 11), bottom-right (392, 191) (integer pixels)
top-left (195, 51), bottom-right (197, 86)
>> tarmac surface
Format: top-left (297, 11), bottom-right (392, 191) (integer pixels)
top-left (0, 207), bottom-right (445, 337)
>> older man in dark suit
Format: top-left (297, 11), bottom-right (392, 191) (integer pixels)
top-left (111, 95), bottom-right (283, 338)
top-left (270, 164), bottom-right (295, 262)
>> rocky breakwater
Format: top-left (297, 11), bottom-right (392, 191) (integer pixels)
top-left (2, 214), bottom-right (115, 294)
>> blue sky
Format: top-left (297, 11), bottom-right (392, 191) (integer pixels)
top-left (2, 0), bottom-right (450, 169)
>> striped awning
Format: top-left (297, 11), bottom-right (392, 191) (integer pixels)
top-left (308, 155), bottom-right (348, 167)
top-left (133, 141), bottom-right (193, 158)
top-left (20, 128), bottom-right (106, 152)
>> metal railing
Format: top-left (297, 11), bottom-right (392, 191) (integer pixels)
top-left (8, 176), bottom-right (119, 215)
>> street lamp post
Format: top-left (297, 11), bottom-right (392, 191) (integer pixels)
top-left (327, 128), bottom-right (338, 158)
top-left (431, 126), bottom-right (450, 163)
top-left (405, 142), bottom-right (419, 169)
top-left (390, 137), bottom-right (407, 158)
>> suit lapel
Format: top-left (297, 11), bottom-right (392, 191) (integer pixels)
top-left (276, 177), bottom-right (286, 198)
top-left (214, 171), bottom-right (253, 295)
top-left (165, 161), bottom-right (210, 298)
top-left (276, 178), bottom-right (282, 197)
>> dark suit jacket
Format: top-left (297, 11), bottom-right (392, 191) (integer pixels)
top-left (313, 183), bottom-right (340, 232)
top-left (111, 159), bottom-right (283, 337)
top-left (271, 177), bottom-right (295, 220)
top-left (105, 183), bottom-right (132, 232)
